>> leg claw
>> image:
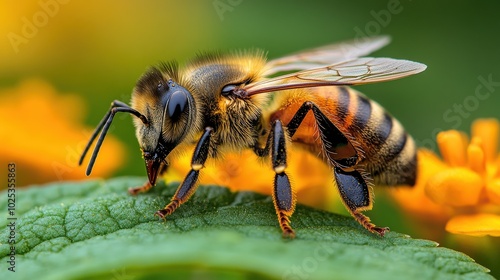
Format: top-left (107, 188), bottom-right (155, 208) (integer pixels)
top-left (154, 209), bottom-right (168, 220)
top-left (373, 227), bottom-right (390, 237)
top-left (282, 229), bottom-right (296, 239)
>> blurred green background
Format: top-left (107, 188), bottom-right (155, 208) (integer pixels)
top-left (2, 0), bottom-right (499, 179)
top-left (2, 0), bottom-right (500, 214)
top-left (2, 0), bottom-right (500, 277)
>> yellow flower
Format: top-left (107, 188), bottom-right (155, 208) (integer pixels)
top-left (390, 119), bottom-right (500, 237)
top-left (0, 80), bottom-right (125, 187)
top-left (164, 147), bottom-right (341, 211)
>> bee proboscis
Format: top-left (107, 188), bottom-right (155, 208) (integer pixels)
top-left (80, 36), bottom-right (426, 238)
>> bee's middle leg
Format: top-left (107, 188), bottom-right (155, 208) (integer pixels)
top-left (155, 127), bottom-right (213, 219)
top-left (255, 120), bottom-right (296, 238)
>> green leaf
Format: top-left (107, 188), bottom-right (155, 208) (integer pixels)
top-left (0, 177), bottom-right (493, 280)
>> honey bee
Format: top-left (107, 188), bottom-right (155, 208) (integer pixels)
top-left (79, 36), bottom-right (426, 238)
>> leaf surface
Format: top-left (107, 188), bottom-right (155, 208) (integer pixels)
top-left (0, 177), bottom-right (493, 280)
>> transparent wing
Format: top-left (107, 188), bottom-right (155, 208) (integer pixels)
top-left (241, 57), bottom-right (427, 96)
top-left (263, 36), bottom-right (391, 76)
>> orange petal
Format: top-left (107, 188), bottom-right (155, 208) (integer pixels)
top-left (497, 155), bottom-right (500, 177)
top-left (164, 146), bottom-right (337, 209)
top-left (486, 178), bottom-right (500, 204)
top-left (415, 149), bottom-right (449, 176)
top-left (389, 150), bottom-right (450, 218)
top-left (467, 138), bottom-right (486, 175)
top-left (437, 131), bottom-right (468, 167)
top-left (446, 214), bottom-right (500, 236)
top-left (472, 119), bottom-right (499, 163)
top-left (425, 168), bottom-right (483, 207)
top-left (0, 80), bottom-right (125, 185)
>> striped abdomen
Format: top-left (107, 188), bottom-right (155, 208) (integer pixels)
top-left (269, 86), bottom-right (417, 186)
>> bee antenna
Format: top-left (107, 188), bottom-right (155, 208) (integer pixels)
top-left (79, 100), bottom-right (148, 175)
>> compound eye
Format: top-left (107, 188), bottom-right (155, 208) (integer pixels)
top-left (166, 90), bottom-right (188, 120)
top-left (221, 84), bottom-right (237, 96)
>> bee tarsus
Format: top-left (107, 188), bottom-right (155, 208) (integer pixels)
top-left (155, 127), bottom-right (214, 218)
top-left (274, 172), bottom-right (295, 239)
top-left (155, 198), bottom-right (181, 219)
top-left (128, 181), bottom-right (153, 196)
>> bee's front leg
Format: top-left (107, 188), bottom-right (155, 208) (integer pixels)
top-left (155, 127), bottom-right (214, 219)
top-left (128, 163), bottom-right (168, 195)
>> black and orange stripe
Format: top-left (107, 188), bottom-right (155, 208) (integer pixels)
top-left (329, 86), bottom-right (417, 186)
top-left (271, 86), bottom-right (417, 187)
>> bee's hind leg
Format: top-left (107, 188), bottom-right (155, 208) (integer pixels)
top-left (284, 101), bottom-right (388, 236)
top-left (333, 167), bottom-right (389, 237)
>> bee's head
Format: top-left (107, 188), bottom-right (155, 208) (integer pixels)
top-left (131, 63), bottom-right (197, 185)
